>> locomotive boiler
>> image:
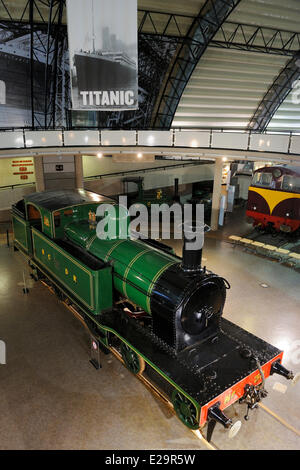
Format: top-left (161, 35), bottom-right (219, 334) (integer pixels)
top-left (64, 217), bottom-right (227, 353)
top-left (12, 189), bottom-right (295, 441)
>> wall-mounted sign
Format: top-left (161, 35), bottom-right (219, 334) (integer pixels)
top-left (66, 0), bottom-right (138, 111)
top-left (12, 159), bottom-right (34, 181)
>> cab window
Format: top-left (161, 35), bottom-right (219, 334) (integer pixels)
top-left (252, 172), bottom-right (261, 185)
top-left (282, 175), bottom-right (300, 192)
top-left (53, 211), bottom-right (61, 228)
top-left (64, 209), bottom-right (73, 217)
top-left (252, 172), bottom-right (273, 188)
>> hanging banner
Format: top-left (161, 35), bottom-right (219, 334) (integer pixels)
top-left (66, 0), bottom-right (138, 111)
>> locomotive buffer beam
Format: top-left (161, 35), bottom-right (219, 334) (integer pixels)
top-left (100, 310), bottom-right (282, 409)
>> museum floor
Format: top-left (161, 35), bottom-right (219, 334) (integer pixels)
top-left (0, 227), bottom-right (299, 450)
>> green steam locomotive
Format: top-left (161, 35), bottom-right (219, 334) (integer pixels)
top-left (12, 189), bottom-right (294, 441)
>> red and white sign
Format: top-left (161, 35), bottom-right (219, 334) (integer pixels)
top-left (11, 159), bottom-right (34, 180)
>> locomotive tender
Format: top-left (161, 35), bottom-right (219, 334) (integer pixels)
top-left (12, 189), bottom-right (295, 440)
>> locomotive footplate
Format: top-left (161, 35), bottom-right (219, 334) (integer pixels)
top-left (100, 310), bottom-right (283, 428)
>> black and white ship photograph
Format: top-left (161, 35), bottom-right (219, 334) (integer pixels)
top-left (67, 0), bottom-right (138, 110)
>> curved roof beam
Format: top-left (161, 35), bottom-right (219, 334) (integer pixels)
top-left (248, 55), bottom-right (300, 132)
top-left (151, 0), bottom-right (242, 129)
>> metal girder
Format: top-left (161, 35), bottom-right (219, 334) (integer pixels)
top-left (29, 0), bottom-right (69, 129)
top-left (152, 0), bottom-right (242, 129)
top-left (138, 10), bottom-right (195, 38)
top-left (43, 0), bottom-right (67, 128)
top-left (138, 11), bottom-right (300, 56)
top-left (0, 0), bottom-right (69, 129)
top-left (5, 1), bottom-right (300, 132)
top-left (0, 0), bottom-right (65, 23)
top-left (211, 22), bottom-right (300, 56)
top-left (0, 0), bottom-right (30, 22)
top-left (248, 55), bottom-right (300, 132)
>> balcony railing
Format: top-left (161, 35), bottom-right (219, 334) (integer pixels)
top-left (0, 128), bottom-right (299, 157)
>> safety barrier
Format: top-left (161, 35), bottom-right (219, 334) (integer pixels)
top-left (0, 129), bottom-right (299, 161)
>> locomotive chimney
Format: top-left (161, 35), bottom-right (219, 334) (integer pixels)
top-left (181, 220), bottom-right (209, 273)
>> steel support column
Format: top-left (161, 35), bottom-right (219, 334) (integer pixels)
top-left (43, 0), bottom-right (66, 128)
top-left (29, 0), bottom-right (34, 129)
top-left (211, 158), bottom-right (223, 231)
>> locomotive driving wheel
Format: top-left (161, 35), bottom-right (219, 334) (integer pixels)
top-left (120, 342), bottom-right (145, 375)
top-left (172, 390), bottom-right (199, 430)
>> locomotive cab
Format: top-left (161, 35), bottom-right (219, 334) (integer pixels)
top-left (246, 165), bottom-right (300, 232)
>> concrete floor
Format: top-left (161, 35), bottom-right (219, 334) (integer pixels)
top-left (0, 229), bottom-right (300, 450)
